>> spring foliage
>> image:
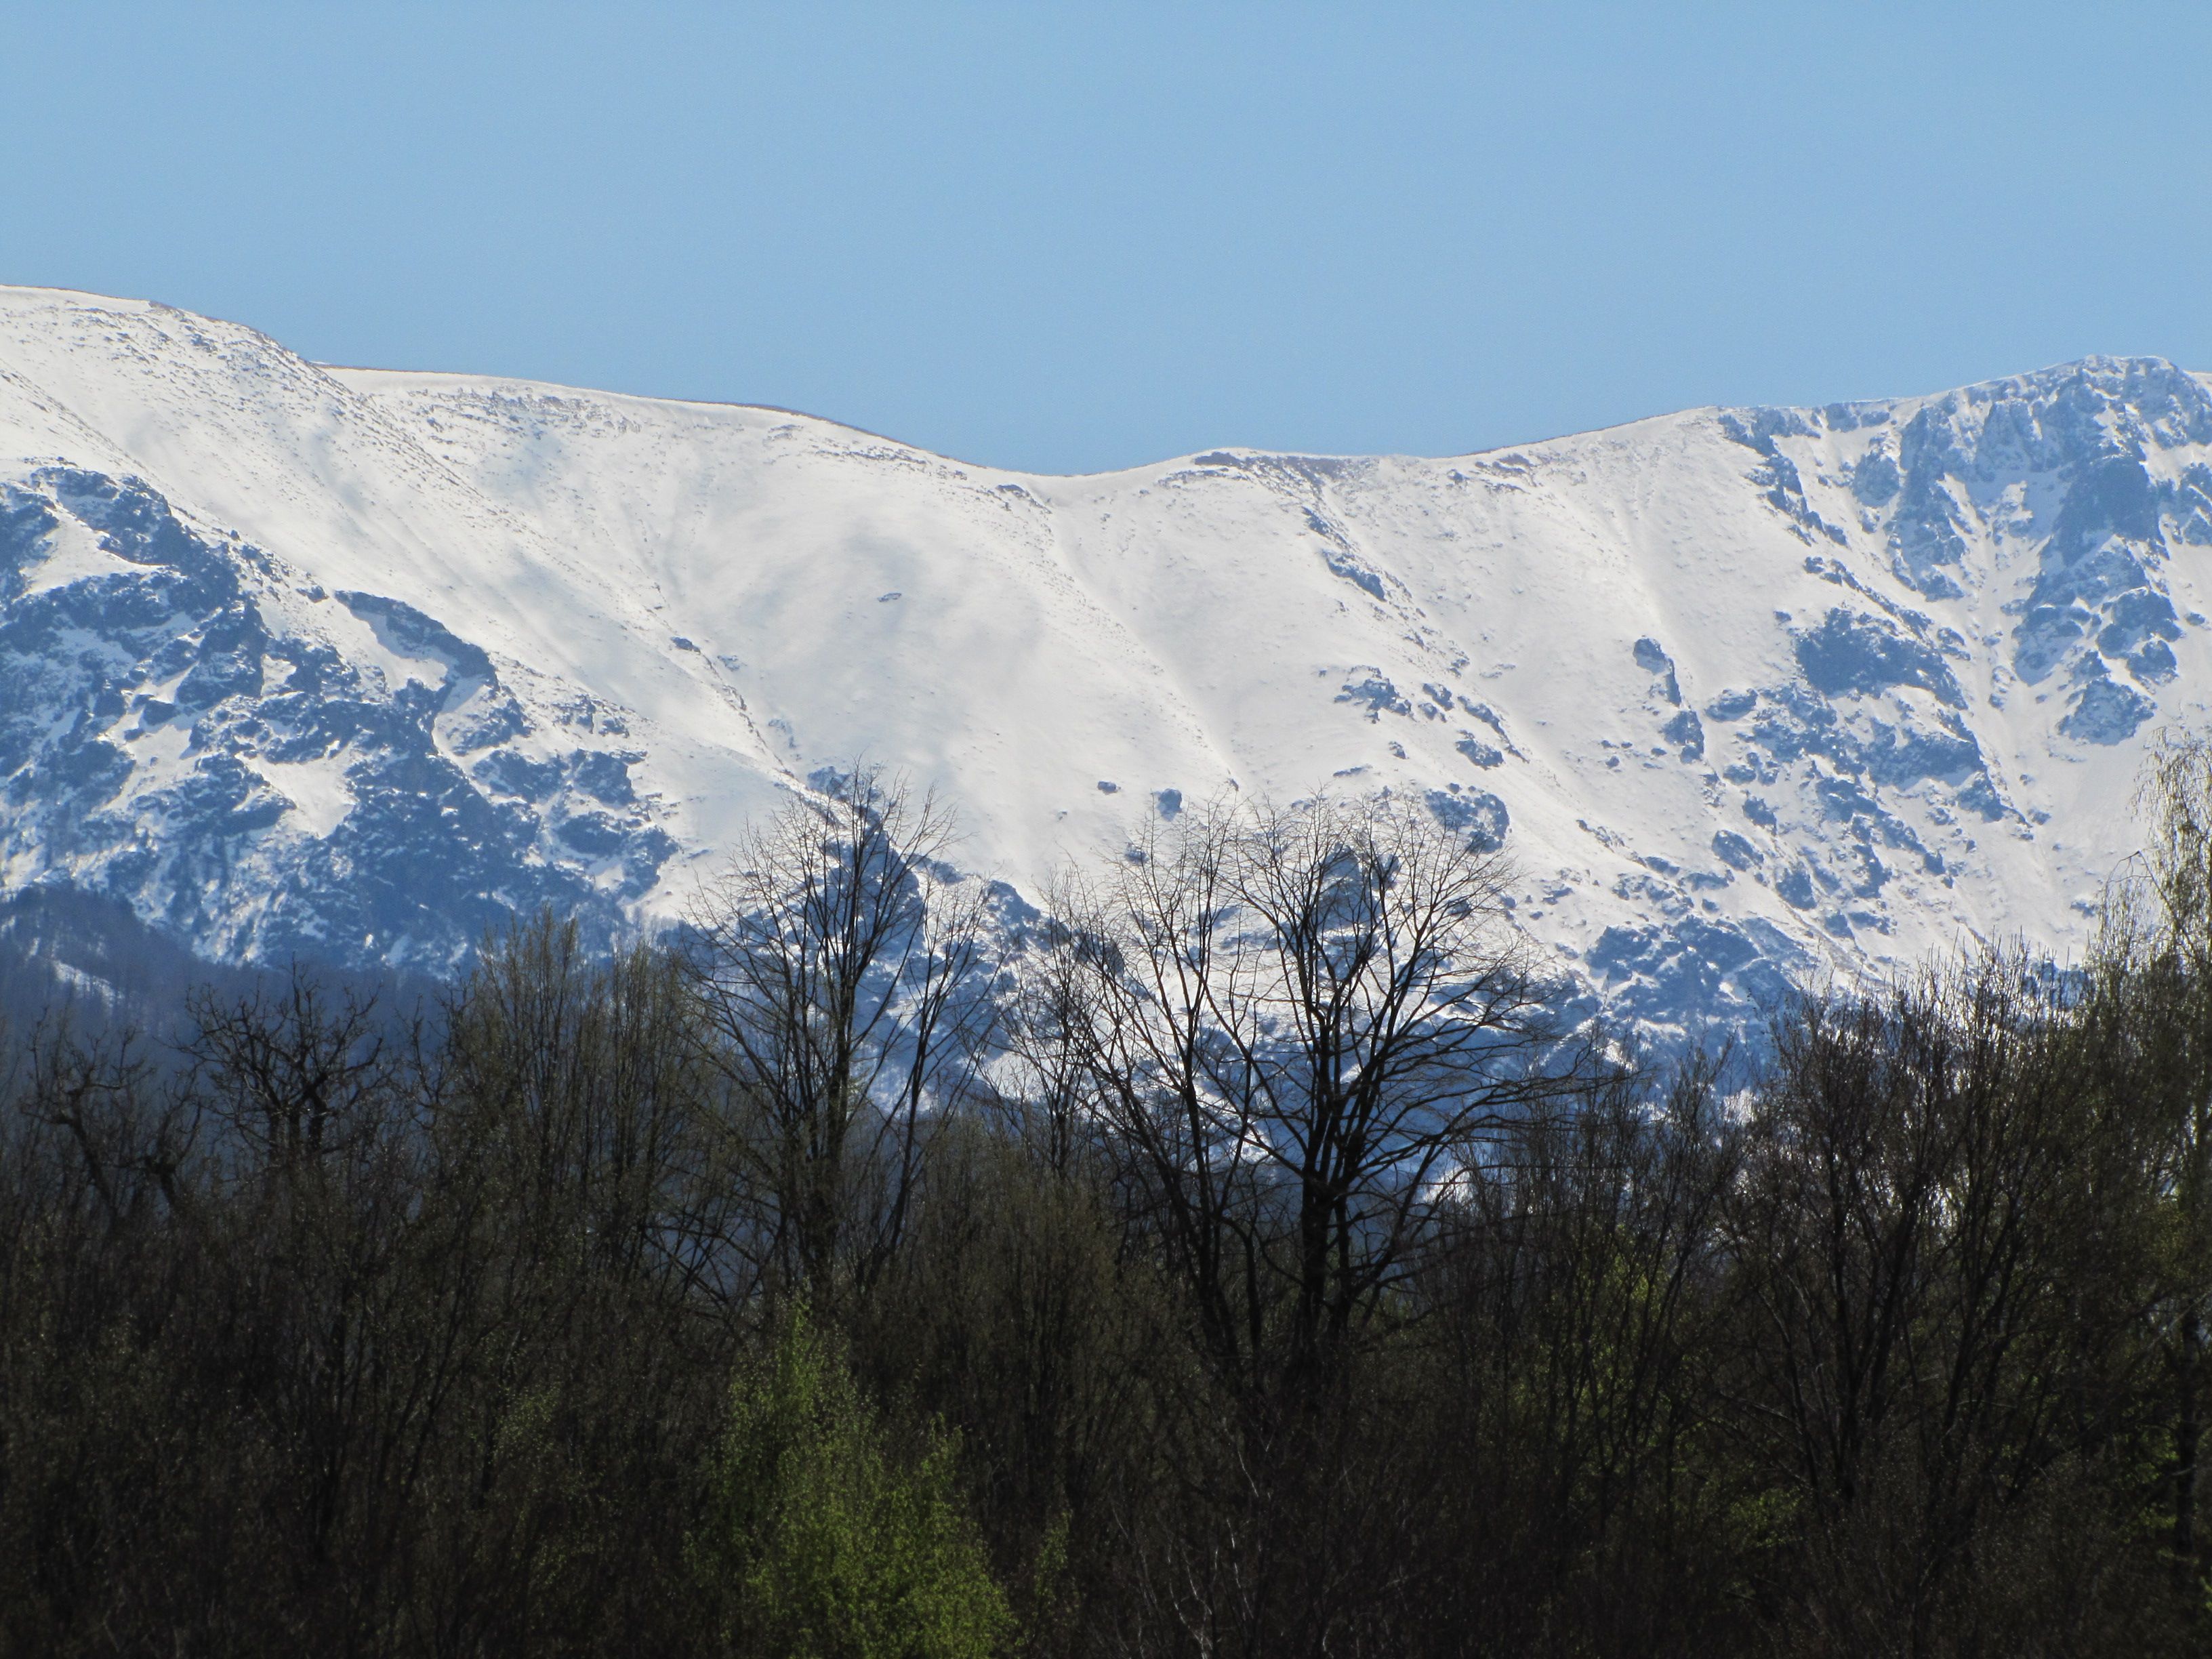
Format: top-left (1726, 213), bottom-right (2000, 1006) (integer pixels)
top-left (692, 1310), bottom-right (1012, 1659)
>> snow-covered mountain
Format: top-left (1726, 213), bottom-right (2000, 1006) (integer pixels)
top-left (0, 286), bottom-right (2199, 1037)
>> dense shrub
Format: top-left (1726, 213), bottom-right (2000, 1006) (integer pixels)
top-left (692, 1310), bottom-right (1012, 1659)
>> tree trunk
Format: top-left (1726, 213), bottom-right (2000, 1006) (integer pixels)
top-left (2178, 1309), bottom-right (2202, 1580)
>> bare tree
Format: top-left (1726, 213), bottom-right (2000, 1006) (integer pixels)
top-left (1031, 792), bottom-right (1574, 1395)
top-left (440, 914), bottom-right (714, 1286)
top-left (184, 966), bottom-right (416, 1174)
top-left (1717, 960), bottom-right (2163, 1654)
top-left (686, 768), bottom-right (995, 1308)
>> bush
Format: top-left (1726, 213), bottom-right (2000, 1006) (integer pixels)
top-left (692, 1309), bottom-right (1013, 1659)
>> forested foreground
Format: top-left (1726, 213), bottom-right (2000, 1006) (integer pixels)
top-left (7, 759), bottom-right (2212, 1659)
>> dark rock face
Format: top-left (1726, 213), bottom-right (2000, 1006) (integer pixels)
top-left (1633, 636), bottom-right (1683, 705)
top-left (1662, 709), bottom-right (1704, 760)
top-left (1711, 830), bottom-right (1762, 871)
top-left (1795, 608), bottom-right (1965, 706)
top-left (2060, 676), bottom-right (2156, 745)
top-left (1454, 733), bottom-right (1505, 769)
top-left (1721, 407), bottom-right (1851, 548)
top-left (1336, 668), bottom-right (1410, 720)
top-left (1425, 787), bottom-right (1509, 853)
top-left (1557, 356), bottom-right (2212, 1051)
top-left (1838, 359), bottom-right (2205, 710)
top-left (0, 470), bottom-right (676, 970)
top-left (1588, 913), bottom-right (1808, 1035)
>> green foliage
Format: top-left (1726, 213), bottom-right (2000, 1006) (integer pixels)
top-left (693, 1309), bottom-right (1012, 1659)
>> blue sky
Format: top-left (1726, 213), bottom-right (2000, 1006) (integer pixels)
top-left (5, 3), bottom-right (2207, 474)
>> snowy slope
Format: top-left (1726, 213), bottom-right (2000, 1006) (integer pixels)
top-left (0, 286), bottom-right (2201, 1035)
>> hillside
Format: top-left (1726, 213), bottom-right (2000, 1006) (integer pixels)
top-left (2, 286), bottom-right (2203, 1035)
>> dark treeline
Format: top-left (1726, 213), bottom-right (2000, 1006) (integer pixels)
top-left (4, 757), bottom-right (2212, 1657)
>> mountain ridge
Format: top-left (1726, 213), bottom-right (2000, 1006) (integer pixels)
top-left (1, 286), bottom-right (2202, 1041)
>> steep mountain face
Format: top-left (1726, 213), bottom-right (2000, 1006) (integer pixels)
top-left (0, 287), bottom-right (2201, 1036)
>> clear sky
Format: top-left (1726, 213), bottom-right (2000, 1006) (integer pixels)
top-left (4, 2), bottom-right (2208, 475)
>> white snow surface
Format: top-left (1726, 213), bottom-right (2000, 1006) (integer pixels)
top-left (0, 286), bottom-right (2201, 1032)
